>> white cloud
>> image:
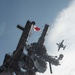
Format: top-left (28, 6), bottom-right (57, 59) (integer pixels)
top-left (45, 0), bottom-right (75, 75)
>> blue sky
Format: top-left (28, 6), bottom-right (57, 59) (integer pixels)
top-left (0, 0), bottom-right (71, 74)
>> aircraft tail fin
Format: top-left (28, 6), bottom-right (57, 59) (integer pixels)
top-left (63, 46), bottom-right (66, 50)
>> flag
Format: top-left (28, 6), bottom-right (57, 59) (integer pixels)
top-left (33, 25), bottom-right (41, 31)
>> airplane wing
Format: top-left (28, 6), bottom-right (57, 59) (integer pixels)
top-left (61, 40), bottom-right (64, 44)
